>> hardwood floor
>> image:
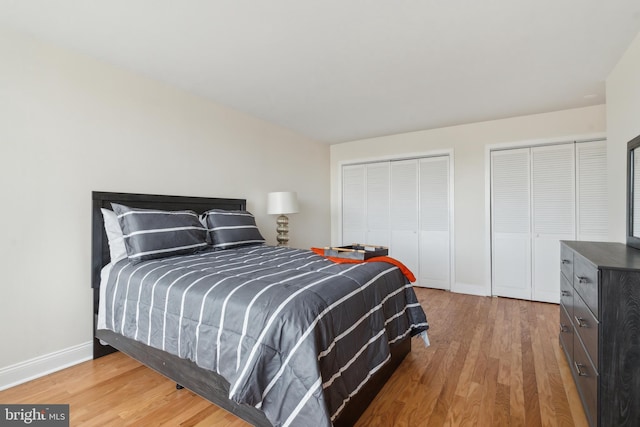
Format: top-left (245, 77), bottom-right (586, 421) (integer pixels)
top-left (0, 288), bottom-right (588, 426)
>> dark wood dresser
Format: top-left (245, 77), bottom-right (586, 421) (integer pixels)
top-left (559, 241), bottom-right (640, 427)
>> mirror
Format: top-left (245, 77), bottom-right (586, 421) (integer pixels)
top-left (627, 134), bottom-right (640, 249)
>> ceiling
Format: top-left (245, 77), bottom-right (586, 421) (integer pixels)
top-left (2, 1), bottom-right (640, 144)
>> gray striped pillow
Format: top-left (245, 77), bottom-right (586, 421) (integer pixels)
top-left (112, 203), bottom-right (208, 263)
top-left (202, 209), bottom-right (265, 249)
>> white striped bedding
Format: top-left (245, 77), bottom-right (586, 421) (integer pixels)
top-left (97, 245), bottom-right (428, 426)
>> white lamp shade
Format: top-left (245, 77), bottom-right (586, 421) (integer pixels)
top-left (267, 191), bottom-right (299, 215)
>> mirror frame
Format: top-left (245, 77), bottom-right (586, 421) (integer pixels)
top-left (627, 134), bottom-right (640, 250)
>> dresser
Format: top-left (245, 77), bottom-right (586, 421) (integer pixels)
top-left (559, 241), bottom-right (640, 427)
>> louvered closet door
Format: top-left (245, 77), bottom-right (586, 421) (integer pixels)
top-left (342, 164), bottom-right (366, 244)
top-left (576, 140), bottom-right (608, 241)
top-left (390, 160), bottom-right (419, 278)
top-left (419, 156), bottom-right (450, 289)
top-left (531, 144), bottom-right (575, 303)
top-left (366, 163), bottom-right (390, 247)
top-left (491, 149), bottom-right (531, 300)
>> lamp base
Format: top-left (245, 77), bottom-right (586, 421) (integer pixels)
top-left (276, 214), bottom-right (290, 246)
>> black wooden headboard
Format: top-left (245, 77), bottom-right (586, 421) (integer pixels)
top-left (91, 191), bottom-right (246, 288)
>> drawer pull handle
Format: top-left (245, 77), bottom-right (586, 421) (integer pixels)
top-left (574, 361), bottom-right (588, 377)
top-left (560, 324), bottom-right (569, 333)
top-left (576, 276), bottom-right (588, 284)
top-left (562, 259), bottom-right (571, 265)
top-left (561, 290), bottom-right (571, 297)
top-left (574, 316), bottom-right (588, 328)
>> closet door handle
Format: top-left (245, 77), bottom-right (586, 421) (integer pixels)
top-left (574, 361), bottom-right (588, 377)
top-left (574, 316), bottom-right (588, 328)
top-left (576, 276), bottom-right (588, 284)
top-left (562, 259), bottom-right (571, 265)
top-left (560, 323), bottom-right (569, 333)
top-left (561, 290), bottom-right (571, 297)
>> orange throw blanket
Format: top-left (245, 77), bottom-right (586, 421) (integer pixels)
top-left (310, 247), bottom-right (416, 283)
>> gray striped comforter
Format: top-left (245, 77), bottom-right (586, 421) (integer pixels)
top-left (98, 245), bottom-right (428, 426)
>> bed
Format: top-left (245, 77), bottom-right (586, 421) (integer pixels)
top-left (91, 191), bottom-right (428, 426)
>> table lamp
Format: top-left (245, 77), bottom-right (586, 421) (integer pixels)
top-left (267, 191), bottom-right (299, 246)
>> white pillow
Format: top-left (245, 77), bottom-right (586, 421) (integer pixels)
top-left (101, 208), bottom-right (127, 264)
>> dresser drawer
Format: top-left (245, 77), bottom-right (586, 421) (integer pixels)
top-left (573, 333), bottom-right (598, 427)
top-left (560, 244), bottom-right (574, 282)
top-left (559, 304), bottom-right (573, 360)
top-left (560, 273), bottom-right (573, 317)
top-left (573, 255), bottom-right (599, 318)
top-left (573, 291), bottom-right (599, 368)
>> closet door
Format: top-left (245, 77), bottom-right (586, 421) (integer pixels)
top-left (390, 159), bottom-right (419, 278)
top-left (365, 163), bottom-right (390, 247)
top-left (342, 164), bottom-right (366, 244)
top-left (419, 156), bottom-right (450, 289)
top-left (531, 144), bottom-right (575, 303)
top-left (576, 140), bottom-right (608, 241)
top-left (491, 149), bottom-right (531, 300)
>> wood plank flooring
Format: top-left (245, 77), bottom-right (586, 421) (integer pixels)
top-left (0, 288), bottom-right (588, 426)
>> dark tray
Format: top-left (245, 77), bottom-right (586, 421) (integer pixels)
top-left (324, 244), bottom-right (388, 260)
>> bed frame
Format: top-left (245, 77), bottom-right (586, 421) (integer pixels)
top-left (91, 191), bottom-right (410, 427)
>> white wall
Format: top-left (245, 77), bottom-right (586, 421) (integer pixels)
top-left (607, 31), bottom-right (640, 242)
top-left (0, 28), bottom-right (330, 380)
top-left (331, 105), bottom-right (606, 295)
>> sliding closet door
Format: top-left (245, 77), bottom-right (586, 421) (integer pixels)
top-left (419, 156), bottom-right (450, 289)
top-left (342, 156), bottom-right (452, 290)
top-left (491, 148), bottom-right (531, 300)
top-left (491, 141), bottom-right (607, 302)
top-left (342, 164), bottom-right (366, 244)
top-left (531, 144), bottom-right (575, 303)
top-left (390, 160), bottom-right (419, 277)
top-left (342, 162), bottom-right (390, 246)
top-left (365, 163), bottom-right (390, 247)
top-left (576, 140), bottom-right (608, 241)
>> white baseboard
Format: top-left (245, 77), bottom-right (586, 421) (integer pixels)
top-left (451, 282), bottom-right (489, 296)
top-left (0, 341), bottom-right (93, 391)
